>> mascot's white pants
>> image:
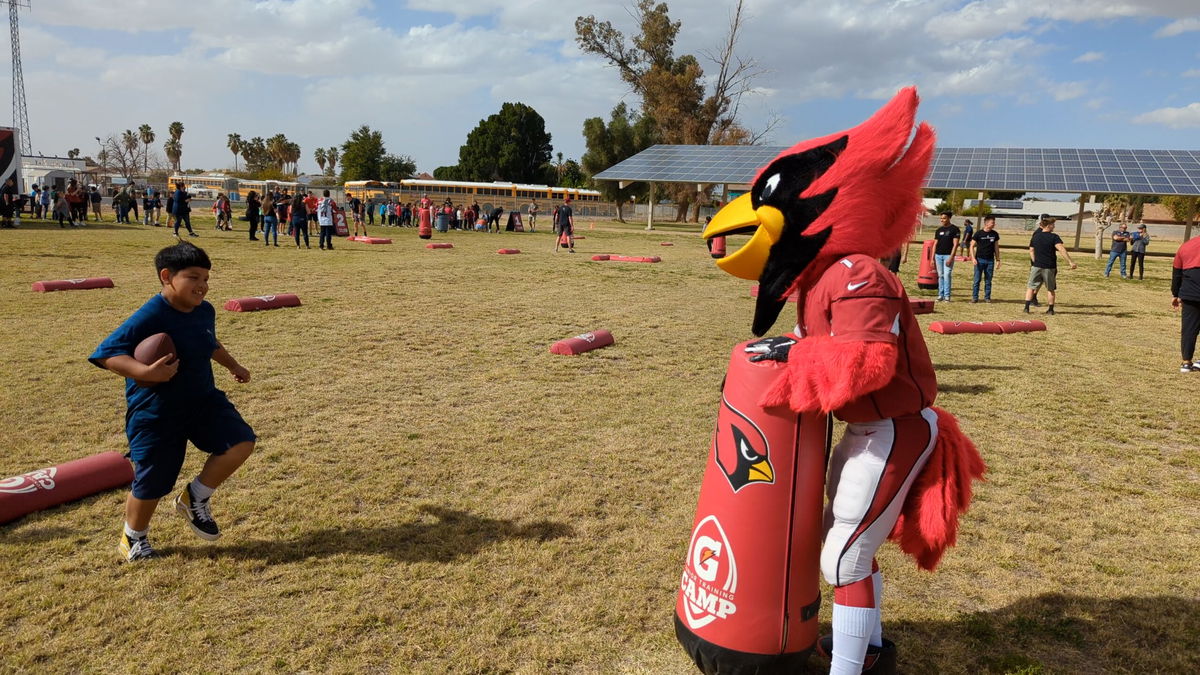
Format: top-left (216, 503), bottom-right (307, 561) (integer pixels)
top-left (821, 408), bottom-right (938, 587)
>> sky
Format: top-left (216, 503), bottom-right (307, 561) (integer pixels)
top-left (5, 0), bottom-right (1199, 176)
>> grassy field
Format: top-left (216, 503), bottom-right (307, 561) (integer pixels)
top-left (1, 214), bottom-right (1198, 674)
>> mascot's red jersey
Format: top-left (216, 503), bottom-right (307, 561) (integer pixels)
top-left (784, 253), bottom-right (935, 423)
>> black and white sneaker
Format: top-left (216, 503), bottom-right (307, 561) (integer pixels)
top-left (1181, 363), bottom-right (1198, 373)
top-left (118, 531), bottom-right (157, 562)
top-left (174, 484), bottom-right (220, 541)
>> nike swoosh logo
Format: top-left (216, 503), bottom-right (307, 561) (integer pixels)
top-left (847, 281), bottom-right (869, 291)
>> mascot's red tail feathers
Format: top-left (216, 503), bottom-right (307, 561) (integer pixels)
top-left (889, 406), bottom-right (986, 571)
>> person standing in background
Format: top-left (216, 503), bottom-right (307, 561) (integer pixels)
top-left (290, 192), bottom-right (309, 249)
top-left (173, 181), bottom-right (198, 238)
top-left (1172, 234), bottom-right (1200, 372)
top-left (969, 215), bottom-right (1001, 303)
top-left (261, 193), bottom-right (278, 247)
top-left (1129, 224), bottom-right (1151, 280)
top-left (245, 190), bottom-right (261, 241)
top-left (1105, 222), bottom-right (1132, 278)
top-left (933, 213), bottom-right (960, 301)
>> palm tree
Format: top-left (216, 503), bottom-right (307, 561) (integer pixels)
top-left (325, 147), bottom-right (338, 176)
top-left (122, 130), bottom-right (138, 154)
top-left (227, 133), bottom-right (243, 171)
top-left (313, 147), bottom-right (327, 174)
top-left (266, 134), bottom-right (288, 171)
top-left (67, 148), bottom-right (80, 159)
top-left (138, 124), bottom-right (155, 172)
top-left (286, 142), bottom-right (301, 175)
top-left (163, 138), bottom-right (182, 173)
top-left (97, 148), bottom-right (109, 169)
top-left (168, 121), bottom-right (184, 142)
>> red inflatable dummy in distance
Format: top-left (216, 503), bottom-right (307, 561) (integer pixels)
top-left (710, 236), bottom-right (727, 259)
top-left (425, 242), bottom-right (453, 249)
top-left (916, 240), bottom-right (937, 290)
top-left (929, 320), bottom-right (1046, 334)
top-left (497, 249), bottom-right (521, 255)
top-left (223, 294), bottom-right (302, 312)
top-left (0, 452), bottom-right (133, 524)
top-left (549, 329), bottom-right (614, 355)
top-left (32, 277), bottom-right (115, 292)
top-left (909, 298), bottom-right (934, 314)
top-left (675, 339), bottom-right (828, 671)
top-left (418, 199), bottom-right (433, 239)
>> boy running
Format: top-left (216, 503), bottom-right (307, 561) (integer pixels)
top-left (90, 242), bottom-right (255, 562)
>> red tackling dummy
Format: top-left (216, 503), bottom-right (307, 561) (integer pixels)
top-left (32, 277), bottom-right (114, 292)
top-left (497, 249), bottom-right (521, 254)
top-left (549, 329), bottom-right (614, 355)
top-left (425, 243), bottom-right (453, 249)
top-left (929, 320), bottom-right (1046, 334)
top-left (223, 294), bottom-right (302, 312)
top-left (592, 255), bottom-right (660, 263)
top-left (661, 242), bottom-right (674, 246)
top-left (909, 298), bottom-right (934, 314)
top-left (0, 452), bottom-right (133, 524)
top-left (347, 236), bottom-right (392, 244)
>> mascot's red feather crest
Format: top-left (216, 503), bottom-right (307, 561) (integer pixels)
top-left (770, 86), bottom-right (934, 267)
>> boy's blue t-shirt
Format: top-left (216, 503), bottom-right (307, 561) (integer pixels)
top-left (89, 294), bottom-right (221, 419)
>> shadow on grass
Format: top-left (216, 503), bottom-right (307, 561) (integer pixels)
top-left (934, 364), bottom-right (1020, 371)
top-left (1052, 310), bottom-right (1135, 318)
top-left (173, 505), bottom-right (574, 563)
top-left (886, 593), bottom-right (1200, 673)
top-left (0, 251), bottom-right (92, 259)
top-left (938, 384), bottom-right (994, 395)
top-left (0, 525), bottom-right (75, 543)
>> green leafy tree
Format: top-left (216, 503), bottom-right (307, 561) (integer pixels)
top-left (1163, 196), bottom-right (1200, 240)
top-left (559, 160), bottom-right (587, 188)
top-left (448, 102), bottom-right (553, 183)
top-left (581, 103), bottom-right (655, 221)
top-left (339, 125), bottom-right (387, 182)
top-left (379, 154), bottom-right (417, 182)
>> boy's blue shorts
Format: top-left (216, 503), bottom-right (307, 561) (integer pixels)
top-left (127, 393), bottom-right (256, 500)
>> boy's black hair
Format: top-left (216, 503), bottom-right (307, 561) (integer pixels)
top-left (155, 241), bottom-right (211, 278)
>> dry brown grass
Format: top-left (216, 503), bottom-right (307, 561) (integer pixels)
top-left (1, 214), bottom-right (1198, 674)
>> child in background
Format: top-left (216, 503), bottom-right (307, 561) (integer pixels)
top-left (89, 242), bottom-right (255, 562)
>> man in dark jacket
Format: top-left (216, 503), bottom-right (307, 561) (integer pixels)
top-left (1171, 235), bottom-right (1200, 372)
top-left (172, 182), bottom-right (198, 238)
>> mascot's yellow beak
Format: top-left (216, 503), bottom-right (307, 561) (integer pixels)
top-left (702, 193), bottom-right (785, 280)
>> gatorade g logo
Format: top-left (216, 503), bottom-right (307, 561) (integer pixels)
top-left (254, 295), bottom-right (277, 303)
top-left (714, 395), bottom-right (775, 492)
top-left (0, 467), bottom-right (57, 495)
top-left (681, 515), bottom-right (738, 629)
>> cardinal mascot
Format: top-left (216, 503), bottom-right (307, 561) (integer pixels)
top-left (675, 88), bottom-right (986, 674)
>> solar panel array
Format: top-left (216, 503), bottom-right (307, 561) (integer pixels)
top-left (595, 145), bottom-right (1200, 196)
top-left (967, 199), bottom-right (1023, 210)
top-left (927, 148), bottom-right (1200, 196)
top-left (593, 145), bottom-right (785, 185)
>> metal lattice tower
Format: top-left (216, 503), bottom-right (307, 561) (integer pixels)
top-left (7, 1), bottom-right (29, 155)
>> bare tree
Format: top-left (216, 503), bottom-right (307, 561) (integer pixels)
top-left (100, 133), bottom-right (150, 181)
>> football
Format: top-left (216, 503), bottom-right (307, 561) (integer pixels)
top-left (133, 332), bottom-right (176, 387)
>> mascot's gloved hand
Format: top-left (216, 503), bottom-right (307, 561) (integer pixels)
top-left (744, 336), bottom-right (796, 362)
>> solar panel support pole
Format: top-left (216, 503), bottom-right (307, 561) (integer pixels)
top-left (646, 182), bottom-right (654, 230)
top-left (1073, 195), bottom-right (1087, 250)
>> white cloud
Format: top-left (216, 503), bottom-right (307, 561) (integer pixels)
top-left (1133, 102), bottom-right (1200, 128)
top-left (1184, 69), bottom-right (1200, 77)
top-left (1156, 17), bottom-right (1200, 37)
top-left (1074, 51), bottom-right (1104, 63)
top-left (927, 0), bottom-right (1198, 40)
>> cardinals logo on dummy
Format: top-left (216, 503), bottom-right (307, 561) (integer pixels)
top-left (0, 468), bottom-right (57, 495)
top-left (681, 515), bottom-right (738, 630)
top-left (714, 397), bottom-right (774, 492)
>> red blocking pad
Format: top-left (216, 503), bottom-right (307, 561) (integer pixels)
top-left (661, 242), bottom-right (674, 246)
top-left (32, 277), bottom-right (114, 292)
top-left (750, 285), bottom-right (799, 303)
top-left (426, 243), bottom-right (453, 249)
top-left (0, 452), bottom-right (133, 524)
top-left (223, 293), bottom-right (302, 312)
top-left (997, 320), bottom-right (1047, 334)
top-left (594, 255), bottom-right (660, 263)
top-left (549, 329), bottom-right (615, 355)
top-left (910, 298), bottom-right (934, 314)
top-left (928, 320), bottom-right (1046, 335)
top-left (348, 236), bottom-right (392, 244)
top-left (497, 249), bottom-right (521, 254)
